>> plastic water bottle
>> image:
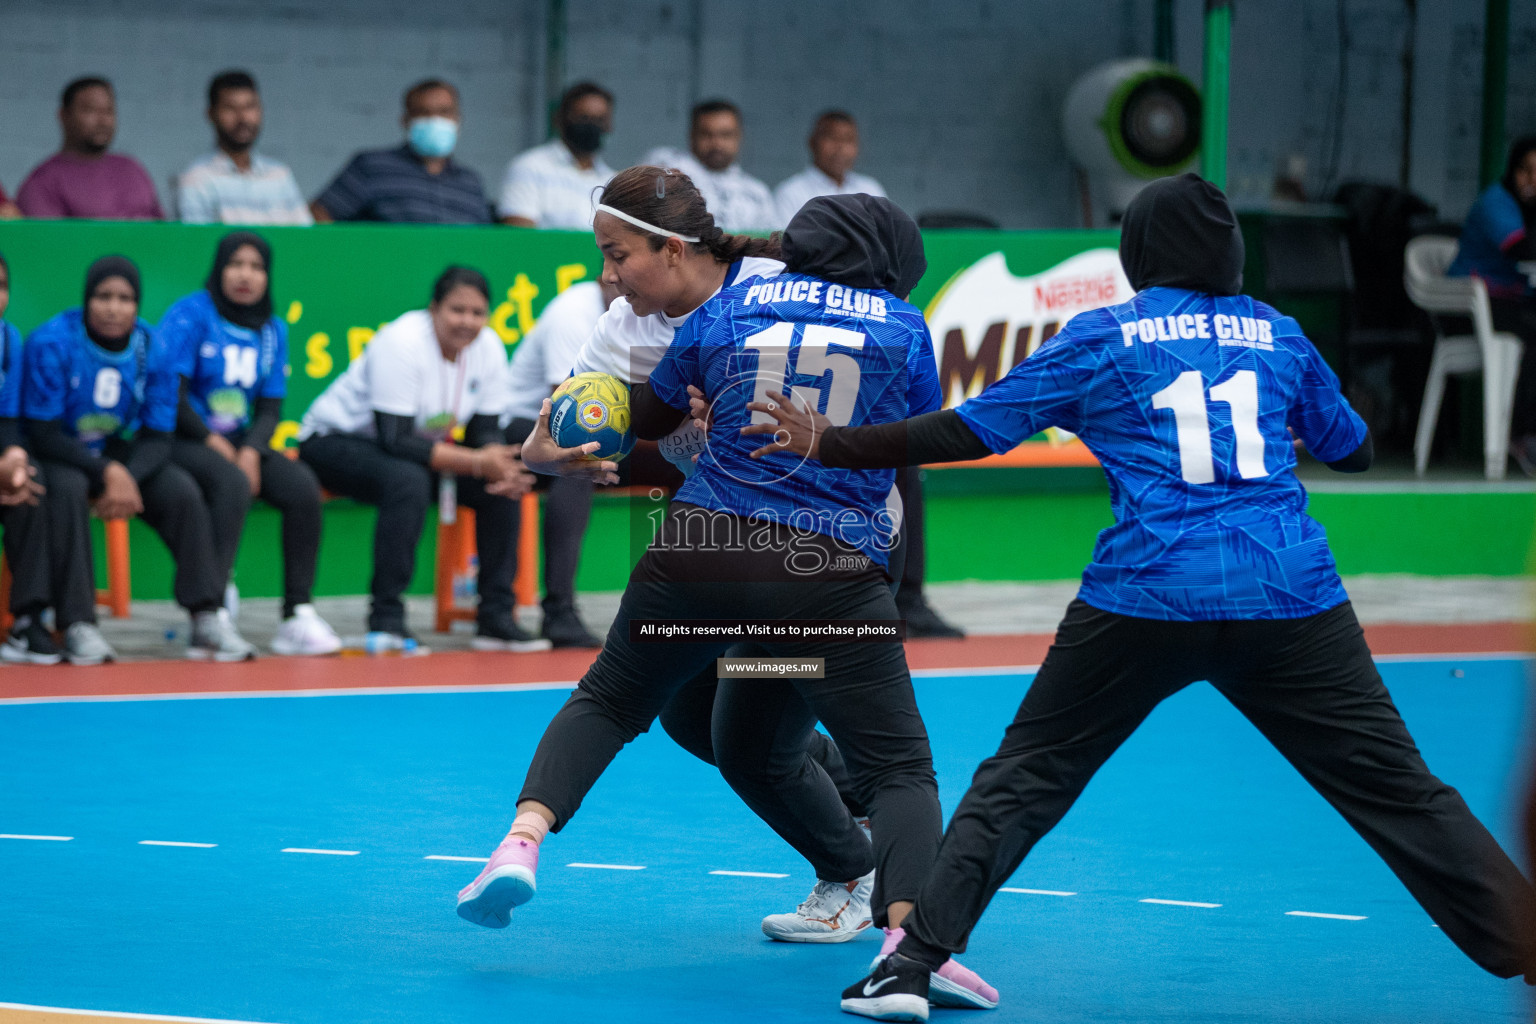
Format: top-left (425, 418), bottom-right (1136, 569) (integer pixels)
top-left (363, 631), bottom-right (404, 655)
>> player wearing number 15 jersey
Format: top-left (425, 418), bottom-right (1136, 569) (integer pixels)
top-left (742, 176), bottom-right (1536, 1019)
top-left (158, 232), bottom-right (340, 655)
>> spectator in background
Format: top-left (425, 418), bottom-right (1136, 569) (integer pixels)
top-left (498, 82), bottom-right (614, 228)
top-left (0, 183), bottom-right (19, 219)
top-left (158, 232), bottom-right (342, 656)
top-left (643, 99), bottom-right (778, 233)
top-left (1448, 135), bottom-right (1536, 473)
top-left (24, 256), bottom-right (256, 662)
top-left (311, 79), bottom-right (489, 225)
top-left (17, 77), bottom-right (164, 220)
top-left (774, 110), bottom-right (885, 227)
top-left (501, 277), bottom-right (621, 648)
top-left (175, 70), bottom-right (312, 226)
top-left (298, 267), bottom-right (539, 649)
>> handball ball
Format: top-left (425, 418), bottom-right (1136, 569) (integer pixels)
top-left (549, 371), bottom-right (637, 461)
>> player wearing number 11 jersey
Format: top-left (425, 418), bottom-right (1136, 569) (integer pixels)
top-left (740, 175), bottom-right (1535, 1019)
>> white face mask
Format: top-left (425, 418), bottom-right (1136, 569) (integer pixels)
top-left (408, 116), bottom-right (458, 158)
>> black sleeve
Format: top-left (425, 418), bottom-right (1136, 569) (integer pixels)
top-left (124, 429), bottom-right (173, 482)
top-left (631, 381), bottom-right (689, 441)
top-left (176, 377), bottom-right (211, 441)
top-left (818, 409), bottom-right (994, 469)
top-left (1323, 429), bottom-right (1373, 473)
top-left (462, 412), bottom-right (503, 449)
top-left (26, 418), bottom-right (109, 493)
top-left (373, 411), bottom-right (435, 466)
top-left (242, 396), bottom-right (283, 453)
top-left (0, 417), bottom-right (21, 451)
top-left (1504, 227), bottom-right (1536, 262)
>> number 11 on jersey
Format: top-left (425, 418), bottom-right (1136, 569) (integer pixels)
top-left (1151, 369), bottom-right (1267, 484)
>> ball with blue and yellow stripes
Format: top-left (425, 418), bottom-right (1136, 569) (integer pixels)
top-left (548, 371), bottom-right (637, 462)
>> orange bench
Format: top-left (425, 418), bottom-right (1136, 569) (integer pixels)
top-left (435, 492), bottom-right (541, 632)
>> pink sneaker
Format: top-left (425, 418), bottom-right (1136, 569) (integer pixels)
top-left (456, 835), bottom-right (539, 928)
top-left (875, 927), bottom-right (999, 1010)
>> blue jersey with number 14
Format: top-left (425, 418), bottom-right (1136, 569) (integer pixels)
top-left (158, 291), bottom-right (288, 437)
top-left (649, 272), bottom-right (942, 566)
top-left (956, 286), bottom-right (1367, 621)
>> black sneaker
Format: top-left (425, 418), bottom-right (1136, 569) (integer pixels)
top-left (541, 604), bottom-right (601, 648)
top-left (840, 952), bottom-right (930, 1021)
top-left (1, 615), bottom-right (63, 665)
top-left (472, 617), bottom-right (553, 653)
top-left (897, 597), bottom-right (965, 640)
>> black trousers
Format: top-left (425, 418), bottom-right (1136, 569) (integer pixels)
top-left (507, 416), bottom-right (593, 614)
top-left (1, 458), bottom-right (88, 624)
top-left (518, 505), bottom-right (938, 924)
top-left (898, 599), bottom-right (1536, 980)
top-left (299, 433), bottom-right (516, 632)
top-left (167, 440), bottom-right (252, 597)
top-left (255, 450), bottom-right (323, 617)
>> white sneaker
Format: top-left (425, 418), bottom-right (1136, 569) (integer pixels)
top-left (761, 870), bottom-right (874, 943)
top-left (64, 622), bottom-right (117, 666)
top-left (271, 604), bottom-right (343, 656)
top-left (188, 609), bottom-right (257, 662)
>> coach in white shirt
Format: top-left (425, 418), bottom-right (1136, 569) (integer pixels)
top-left (498, 82), bottom-right (615, 228)
top-left (501, 278), bottom-right (620, 647)
top-left (774, 110), bottom-right (886, 227)
top-left (299, 266), bottom-right (543, 650)
top-left (643, 99), bottom-right (778, 233)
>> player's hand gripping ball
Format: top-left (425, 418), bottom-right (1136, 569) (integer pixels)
top-left (548, 372), bottom-right (637, 462)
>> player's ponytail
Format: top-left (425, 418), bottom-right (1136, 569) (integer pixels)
top-left (597, 165), bottom-right (781, 263)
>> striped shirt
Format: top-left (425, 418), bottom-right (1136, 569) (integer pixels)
top-left (175, 151), bottom-right (312, 225)
top-left (497, 139), bottom-right (613, 228)
top-left (642, 148), bottom-right (779, 232)
top-left (774, 166), bottom-right (886, 228)
top-left (315, 145), bottom-right (490, 225)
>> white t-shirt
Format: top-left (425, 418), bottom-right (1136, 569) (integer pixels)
top-left (497, 139), bottom-right (614, 228)
top-left (642, 147), bottom-right (780, 233)
top-left (572, 256), bottom-right (784, 385)
top-left (300, 309), bottom-right (510, 440)
top-left (774, 166), bottom-right (887, 228)
top-left (504, 281), bottom-right (609, 422)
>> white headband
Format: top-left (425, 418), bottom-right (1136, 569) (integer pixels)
top-left (594, 203), bottom-right (700, 243)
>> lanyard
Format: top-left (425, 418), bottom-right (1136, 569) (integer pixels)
top-left (439, 350), bottom-right (469, 434)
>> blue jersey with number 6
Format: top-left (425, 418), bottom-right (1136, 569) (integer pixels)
top-left (955, 285), bottom-right (1367, 621)
top-left (158, 290), bottom-right (287, 436)
top-left (22, 309), bottom-right (179, 455)
top-left (649, 272), bottom-right (942, 566)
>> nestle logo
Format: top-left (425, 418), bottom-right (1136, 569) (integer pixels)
top-left (1034, 274), bottom-right (1118, 312)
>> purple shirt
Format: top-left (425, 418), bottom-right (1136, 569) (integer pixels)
top-left (16, 152), bottom-right (164, 220)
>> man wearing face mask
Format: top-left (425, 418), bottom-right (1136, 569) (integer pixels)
top-left (311, 79), bottom-right (490, 225)
top-left (498, 82), bottom-right (615, 229)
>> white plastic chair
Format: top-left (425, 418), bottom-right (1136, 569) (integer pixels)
top-left (1404, 235), bottom-right (1524, 479)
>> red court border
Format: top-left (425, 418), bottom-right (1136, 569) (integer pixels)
top-left (0, 622), bottom-right (1523, 703)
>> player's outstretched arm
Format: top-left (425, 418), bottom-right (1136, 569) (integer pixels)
top-left (743, 390), bottom-right (994, 469)
top-left (518, 398), bottom-right (621, 484)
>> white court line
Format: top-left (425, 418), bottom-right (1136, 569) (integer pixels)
top-left (281, 848), bottom-right (359, 856)
top-left (138, 840), bottom-right (216, 848)
top-left (1286, 910), bottom-right (1367, 921)
top-left (567, 862), bottom-right (645, 871)
top-left (424, 855), bottom-right (488, 863)
top-left (1140, 898), bottom-right (1222, 908)
top-left (0, 1001), bottom-right (282, 1023)
top-left (0, 833), bottom-right (72, 841)
top-left (999, 887), bottom-right (1076, 897)
top-left (709, 870), bottom-right (790, 878)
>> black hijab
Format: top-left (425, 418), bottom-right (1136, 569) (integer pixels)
top-left (1502, 135), bottom-right (1536, 211)
top-left (781, 194), bottom-right (927, 300)
top-left (1118, 172), bottom-right (1245, 296)
top-left (83, 254), bottom-right (141, 348)
top-left (206, 231), bottom-right (273, 331)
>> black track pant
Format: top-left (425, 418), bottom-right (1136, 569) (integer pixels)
top-left (299, 433), bottom-right (515, 632)
top-left (25, 461), bottom-right (98, 626)
top-left (255, 450), bottom-right (323, 618)
top-left (2, 459), bottom-right (77, 622)
top-left (518, 504), bottom-right (939, 925)
top-left (167, 440), bottom-right (251, 597)
top-left (897, 599), bottom-right (1536, 980)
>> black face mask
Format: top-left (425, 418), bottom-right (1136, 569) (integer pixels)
top-left (563, 120), bottom-right (605, 156)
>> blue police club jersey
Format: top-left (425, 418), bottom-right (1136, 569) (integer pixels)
top-left (955, 286), bottom-right (1368, 621)
top-left (0, 321), bottom-right (23, 421)
top-left (158, 290), bottom-right (287, 436)
top-left (22, 309), bottom-right (179, 455)
top-left (648, 272), bottom-right (943, 567)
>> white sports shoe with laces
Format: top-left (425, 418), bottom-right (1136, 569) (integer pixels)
top-left (271, 604), bottom-right (343, 656)
top-left (761, 870), bottom-right (874, 943)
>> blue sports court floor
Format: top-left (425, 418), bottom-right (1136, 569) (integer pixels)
top-left (0, 657), bottom-right (1530, 1023)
